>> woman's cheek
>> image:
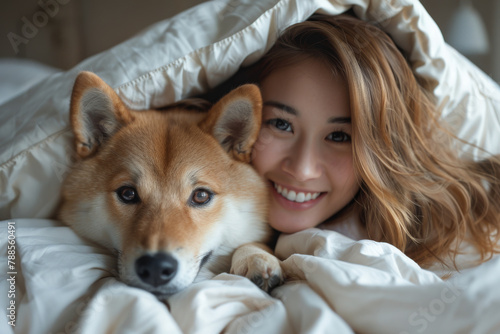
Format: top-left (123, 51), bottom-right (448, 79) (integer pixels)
top-left (253, 127), bottom-right (276, 155)
top-left (252, 129), bottom-right (283, 170)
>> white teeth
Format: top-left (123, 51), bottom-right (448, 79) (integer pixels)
top-left (273, 183), bottom-right (321, 203)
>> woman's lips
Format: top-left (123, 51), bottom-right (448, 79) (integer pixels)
top-left (270, 181), bottom-right (326, 210)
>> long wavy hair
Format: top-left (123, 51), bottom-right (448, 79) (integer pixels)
top-left (257, 13), bottom-right (500, 267)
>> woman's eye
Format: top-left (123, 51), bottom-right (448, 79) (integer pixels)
top-left (267, 118), bottom-right (292, 132)
top-left (116, 186), bottom-right (140, 204)
top-left (190, 188), bottom-right (214, 206)
top-left (327, 131), bottom-right (351, 143)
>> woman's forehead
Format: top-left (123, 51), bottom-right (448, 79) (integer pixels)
top-left (260, 58), bottom-right (351, 119)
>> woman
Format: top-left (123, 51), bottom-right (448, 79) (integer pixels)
top-left (251, 14), bottom-right (500, 268)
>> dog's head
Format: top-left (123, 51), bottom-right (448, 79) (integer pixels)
top-left (59, 71), bottom-right (270, 296)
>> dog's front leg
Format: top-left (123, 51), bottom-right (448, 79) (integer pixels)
top-left (230, 242), bottom-right (284, 292)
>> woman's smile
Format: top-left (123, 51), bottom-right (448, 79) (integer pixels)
top-left (273, 182), bottom-right (322, 203)
top-left (271, 181), bottom-right (325, 206)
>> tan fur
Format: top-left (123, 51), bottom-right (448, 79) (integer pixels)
top-left (59, 72), bottom-right (283, 296)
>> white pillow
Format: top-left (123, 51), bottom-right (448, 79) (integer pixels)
top-left (1, 0), bottom-right (499, 220)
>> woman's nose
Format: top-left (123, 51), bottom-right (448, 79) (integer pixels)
top-left (282, 139), bottom-right (323, 182)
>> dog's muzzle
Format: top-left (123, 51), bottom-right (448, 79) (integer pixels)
top-left (135, 253), bottom-right (178, 287)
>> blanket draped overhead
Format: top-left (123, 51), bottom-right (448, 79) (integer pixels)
top-left (1, 0), bottom-right (499, 333)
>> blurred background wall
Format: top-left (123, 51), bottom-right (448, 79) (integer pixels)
top-left (1, 0), bottom-right (498, 82)
top-left (0, 0), bottom-right (207, 70)
top-left (420, 0), bottom-right (499, 82)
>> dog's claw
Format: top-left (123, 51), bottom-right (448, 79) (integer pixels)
top-left (268, 274), bottom-right (283, 289)
top-left (251, 275), bottom-right (264, 288)
top-left (251, 273), bottom-right (283, 292)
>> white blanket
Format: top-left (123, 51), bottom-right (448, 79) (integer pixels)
top-left (1, 0), bottom-right (500, 333)
top-left (1, 219), bottom-right (499, 333)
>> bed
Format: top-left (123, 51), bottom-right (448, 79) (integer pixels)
top-left (1, 0), bottom-right (500, 333)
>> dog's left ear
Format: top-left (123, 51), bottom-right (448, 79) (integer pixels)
top-left (200, 84), bottom-right (262, 163)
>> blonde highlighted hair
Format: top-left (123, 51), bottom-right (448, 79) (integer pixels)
top-left (258, 13), bottom-right (500, 267)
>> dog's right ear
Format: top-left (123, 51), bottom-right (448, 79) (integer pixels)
top-left (70, 71), bottom-right (134, 158)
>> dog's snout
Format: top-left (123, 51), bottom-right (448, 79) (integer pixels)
top-left (135, 253), bottom-right (178, 287)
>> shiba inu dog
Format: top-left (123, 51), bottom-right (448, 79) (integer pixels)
top-left (59, 71), bottom-right (283, 297)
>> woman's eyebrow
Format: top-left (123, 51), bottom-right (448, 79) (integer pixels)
top-left (263, 101), bottom-right (297, 115)
top-left (264, 101), bottom-right (351, 123)
top-left (328, 116), bottom-right (351, 124)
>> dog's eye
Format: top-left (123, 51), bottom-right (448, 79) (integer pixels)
top-left (116, 186), bottom-right (140, 204)
top-left (190, 188), bottom-right (213, 206)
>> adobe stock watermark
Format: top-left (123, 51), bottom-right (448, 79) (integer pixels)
top-left (7, 0), bottom-right (71, 54)
top-left (400, 281), bottom-right (462, 334)
top-left (6, 222), bottom-right (17, 327)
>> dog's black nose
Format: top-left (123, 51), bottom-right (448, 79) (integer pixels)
top-left (135, 253), bottom-right (178, 287)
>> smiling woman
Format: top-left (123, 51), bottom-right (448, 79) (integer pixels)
top-left (252, 57), bottom-right (358, 234)
top-left (251, 13), bottom-right (500, 269)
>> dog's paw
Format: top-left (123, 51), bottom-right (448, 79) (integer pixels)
top-left (231, 251), bottom-right (284, 292)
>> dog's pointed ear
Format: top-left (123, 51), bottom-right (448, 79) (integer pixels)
top-left (200, 84), bottom-right (262, 163)
top-left (70, 71), bottom-right (134, 158)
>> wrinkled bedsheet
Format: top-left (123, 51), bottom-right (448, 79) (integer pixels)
top-left (1, 219), bottom-right (499, 334)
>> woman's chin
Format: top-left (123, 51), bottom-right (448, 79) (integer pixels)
top-left (269, 212), bottom-right (316, 234)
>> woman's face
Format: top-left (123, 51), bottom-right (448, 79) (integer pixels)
top-left (252, 58), bottom-right (360, 233)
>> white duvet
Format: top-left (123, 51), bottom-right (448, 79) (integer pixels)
top-left (1, 0), bottom-right (500, 333)
top-left (1, 219), bottom-right (500, 333)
